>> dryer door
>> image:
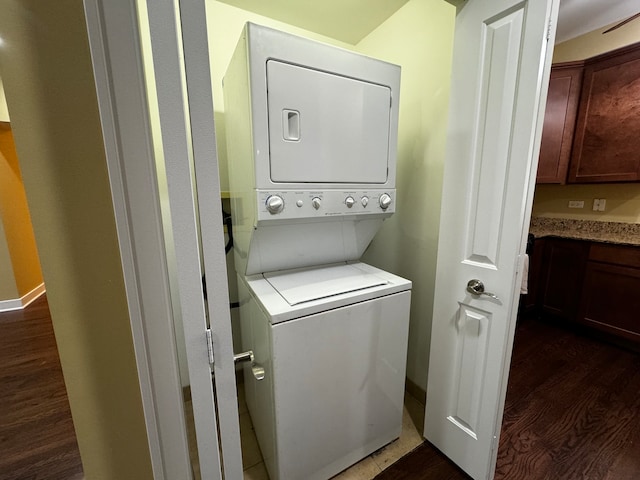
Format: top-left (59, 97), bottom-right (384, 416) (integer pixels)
top-left (266, 60), bottom-right (392, 184)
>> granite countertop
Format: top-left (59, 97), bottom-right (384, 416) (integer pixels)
top-left (529, 217), bottom-right (640, 246)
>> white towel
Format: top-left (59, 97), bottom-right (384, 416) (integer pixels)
top-left (520, 254), bottom-right (529, 295)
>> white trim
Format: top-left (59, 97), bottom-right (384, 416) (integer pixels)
top-left (146, 0), bottom-right (224, 477)
top-left (0, 298), bottom-right (21, 312)
top-left (179, 0), bottom-right (243, 475)
top-left (84, 0), bottom-right (195, 478)
top-left (21, 282), bottom-right (46, 307)
top-left (0, 282), bottom-right (46, 312)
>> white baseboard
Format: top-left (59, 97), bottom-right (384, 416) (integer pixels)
top-left (0, 283), bottom-right (46, 312)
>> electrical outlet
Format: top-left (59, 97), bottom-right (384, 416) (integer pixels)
top-left (568, 200), bottom-right (584, 208)
top-left (598, 199), bottom-right (606, 211)
top-left (593, 199), bottom-right (600, 211)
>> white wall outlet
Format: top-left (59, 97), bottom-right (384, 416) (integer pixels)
top-left (593, 199), bottom-right (600, 211)
top-left (568, 200), bottom-right (584, 208)
top-left (598, 199), bottom-right (606, 211)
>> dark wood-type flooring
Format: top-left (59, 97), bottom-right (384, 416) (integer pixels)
top-left (376, 316), bottom-right (640, 480)
top-left (3, 297), bottom-right (640, 480)
top-left (0, 295), bottom-right (83, 480)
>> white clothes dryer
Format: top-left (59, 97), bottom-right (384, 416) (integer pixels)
top-left (238, 262), bottom-right (411, 480)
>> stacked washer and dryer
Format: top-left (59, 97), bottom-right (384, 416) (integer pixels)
top-left (224, 23), bottom-right (412, 480)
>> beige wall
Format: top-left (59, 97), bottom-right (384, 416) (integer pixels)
top-left (357, 0), bottom-right (456, 391)
top-left (0, 1), bottom-right (152, 479)
top-left (533, 184), bottom-right (640, 222)
top-left (533, 20), bottom-right (640, 223)
top-left (0, 124), bottom-right (43, 298)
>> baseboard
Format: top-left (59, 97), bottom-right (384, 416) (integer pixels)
top-left (0, 283), bottom-right (46, 312)
top-left (0, 297), bottom-right (22, 312)
top-left (405, 376), bottom-right (426, 405)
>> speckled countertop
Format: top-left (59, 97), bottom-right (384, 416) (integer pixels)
top-left (529, 217), bottom-right (640, 246)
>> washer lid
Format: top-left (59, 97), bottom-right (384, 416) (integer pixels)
top-left (264, 263), bottom-right (387, 306)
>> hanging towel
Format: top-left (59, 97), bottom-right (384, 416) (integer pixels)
top-left (520, 254), bottom-right (529, 295)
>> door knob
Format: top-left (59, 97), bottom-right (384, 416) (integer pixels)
top-left (234, 350), bottom-right (265, 381)
top-left (466, 279), bottom-right (500, 301)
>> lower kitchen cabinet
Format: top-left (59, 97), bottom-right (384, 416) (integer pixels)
top-left (578, 244), bottom-right (640, 343)
top-left (539, 237), bottom-right (589, 321)
top-left (534, 237), bottom-right (640, 346)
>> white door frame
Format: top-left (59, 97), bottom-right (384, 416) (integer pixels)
top-left (85, 0), bottom-right (558, 478)
top-left (85, 0), bottom-right (233, 478)
top-left (85, 1), bottom-right (190, 478)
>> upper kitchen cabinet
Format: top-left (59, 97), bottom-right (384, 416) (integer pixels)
top-left (568, 43), bottom-right (640, 183)
top-left (537, 62), bottom-right (583, 184)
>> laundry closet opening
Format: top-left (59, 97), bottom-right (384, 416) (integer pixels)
top-left (176, 1), bottom-right (457, 479)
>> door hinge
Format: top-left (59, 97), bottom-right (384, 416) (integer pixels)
top-left (546, 17), bottom-right (553, 41)
top-left (206, 328), bottom-right (214, 366)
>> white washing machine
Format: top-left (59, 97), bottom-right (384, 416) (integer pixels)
top-left (224, 23), bottom-right (411, 480)
top-left (239, 262), bottom-right (411, 480)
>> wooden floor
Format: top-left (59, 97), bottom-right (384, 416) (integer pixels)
top-left (376, 316), bottom-right (640, 479)
top-left (3, 298), bottom-right (640, 480)
top-left (0, 295), bottom-right (83, 480)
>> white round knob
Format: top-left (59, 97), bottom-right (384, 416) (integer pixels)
top-left (379, 193), bottom-right (392, 210)
top-left (361, 196), bottom-right (369, 207)
top-left (345, 196), bottom-right (355, 208)
top-left (296, 200), bottom-right (303, 207)
top-left (266, 195), bottom-right (284, 214)
top-left (312, 197), bottom-right (322, 210)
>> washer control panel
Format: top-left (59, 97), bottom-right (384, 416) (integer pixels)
top-left (257, 190), bottom-right (395, 221)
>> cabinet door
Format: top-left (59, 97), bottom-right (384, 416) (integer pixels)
top-left (537, 63), bottom-right (583, 184)
top-left (569, 43), bottom-right (640, 183)
top-left (578, 262), bottom-right (640, 343)
top-left (578, 243), bottom-right (640, 344)
top-left (539, 238), bottom-right (589, 320)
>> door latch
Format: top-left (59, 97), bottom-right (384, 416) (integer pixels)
top-left (234, 350), bottom-right (265, 381)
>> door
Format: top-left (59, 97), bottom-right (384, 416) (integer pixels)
top-left (424, 1), bottom-right (558, 479)
top-left (266, 60), bottom-right (392, 184)
top-left (143, 0), bottom-right (242, 478)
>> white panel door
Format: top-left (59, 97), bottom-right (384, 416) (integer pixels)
top-left (424, 1), bottom-right (558, 479)
top-left (267, 60), bottom-right (391, 183)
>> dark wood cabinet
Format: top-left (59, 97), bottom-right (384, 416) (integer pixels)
top-left (569, 43), bottom-right (640, 183)
top-left (532, 237), bottom-right (640, 346)
top-left (537, 63), bottom-right (583, 184)
top-left (578, 243), bottom-right (640, 342)
top-left (539, 238), bottom-right (590, 320)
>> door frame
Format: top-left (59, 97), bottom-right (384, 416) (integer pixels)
top-left (85, 0), bottom-right (229, 478)
top-left (85, 0), bottom-right (558, 478)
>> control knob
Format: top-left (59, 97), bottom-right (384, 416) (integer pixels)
top-left (266, 195), bottom-right (284, 214)
top-left (379, 193), bottom-right (392, 210)
top-left (345, 196), bottom-right (355, 208)
top-left (361, 196), bottom-right (369, 207)
top-left (312, 197), bottom-right (322, 210)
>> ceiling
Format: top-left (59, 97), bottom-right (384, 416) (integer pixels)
top-left (556, 0), bottom-right (640, 43)
top-left (215, 0), bottom-right (640, 46)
